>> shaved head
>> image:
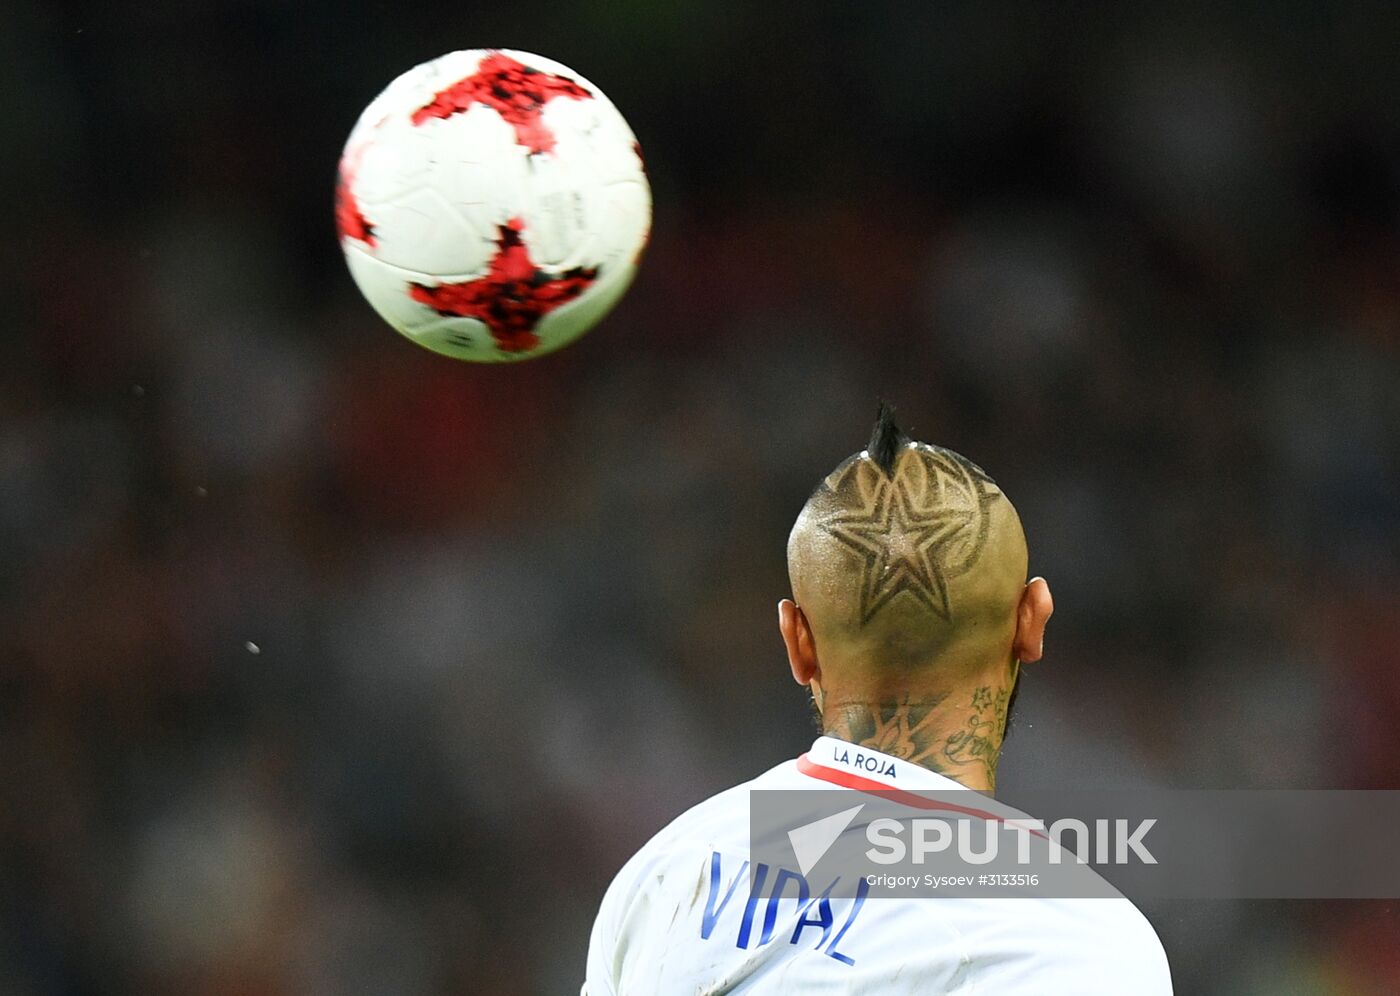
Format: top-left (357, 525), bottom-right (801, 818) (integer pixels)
top-left (780, 404), bottom-right (1052, 791)
top-left (787, 405), bottom-right (1029, 682)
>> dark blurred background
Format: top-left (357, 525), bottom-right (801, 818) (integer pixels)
top-left (3, 1), bottom-right (1400, 993)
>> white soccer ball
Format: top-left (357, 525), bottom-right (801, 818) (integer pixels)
top-left (336, 49), bottom-right (651, 362)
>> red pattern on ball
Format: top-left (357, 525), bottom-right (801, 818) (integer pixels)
top-left (409, 218), bottom-right (598, 354)
top-left (335, 166), bottom-right (376, 245)
top-left (411, 52), bottom-right (593, 154)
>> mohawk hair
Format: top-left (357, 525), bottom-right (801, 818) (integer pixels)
top-left (867, 401), bottom-right (910, 477)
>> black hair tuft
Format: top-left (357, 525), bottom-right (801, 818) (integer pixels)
top-left (867, 400), bottom-right (909, 477)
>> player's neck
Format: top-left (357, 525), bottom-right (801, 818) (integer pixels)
top-left (820, 672), bottom-right (1015, 794)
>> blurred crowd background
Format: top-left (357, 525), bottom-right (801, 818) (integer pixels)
top-left (3, 1), bottom-right (1399, 993)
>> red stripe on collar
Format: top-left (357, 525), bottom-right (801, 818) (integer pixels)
top-left (796, 753), bottom-right (1017, 826)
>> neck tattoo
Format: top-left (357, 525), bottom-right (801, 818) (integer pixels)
top-left (824, 683), bottom-right (1013, 791)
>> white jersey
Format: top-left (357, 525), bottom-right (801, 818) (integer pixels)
top-left (584, 736), bottom-right (1171, 994)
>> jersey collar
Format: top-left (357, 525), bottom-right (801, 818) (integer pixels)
top-left (796, 736), bottom-right (1026, 826)
top-left (800, 735), bottom-right (971, 792)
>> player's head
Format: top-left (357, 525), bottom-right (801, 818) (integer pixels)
top-left (779, 404), bottom-right (1052, 711)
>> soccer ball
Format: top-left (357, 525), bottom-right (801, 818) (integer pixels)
top-left (336, 49), bottom-right (651, 362)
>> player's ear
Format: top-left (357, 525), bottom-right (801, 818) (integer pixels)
top-left (778, 599), bottom-right (820, 686)
top-left (1013, 577), bottom-right (1053, 664)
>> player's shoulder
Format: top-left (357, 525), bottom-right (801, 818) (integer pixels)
top-left (590, 757), bottom-right (802, 918)
top-left (584, 759), bottom-right (798, 993)
top-left (612, 756), bottom-right (798, 872)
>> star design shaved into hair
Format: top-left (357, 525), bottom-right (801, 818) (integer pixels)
top-left (823, 483), bottom-right (964, 622)
top-left (816, 445), bottom-right (1001, 625)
